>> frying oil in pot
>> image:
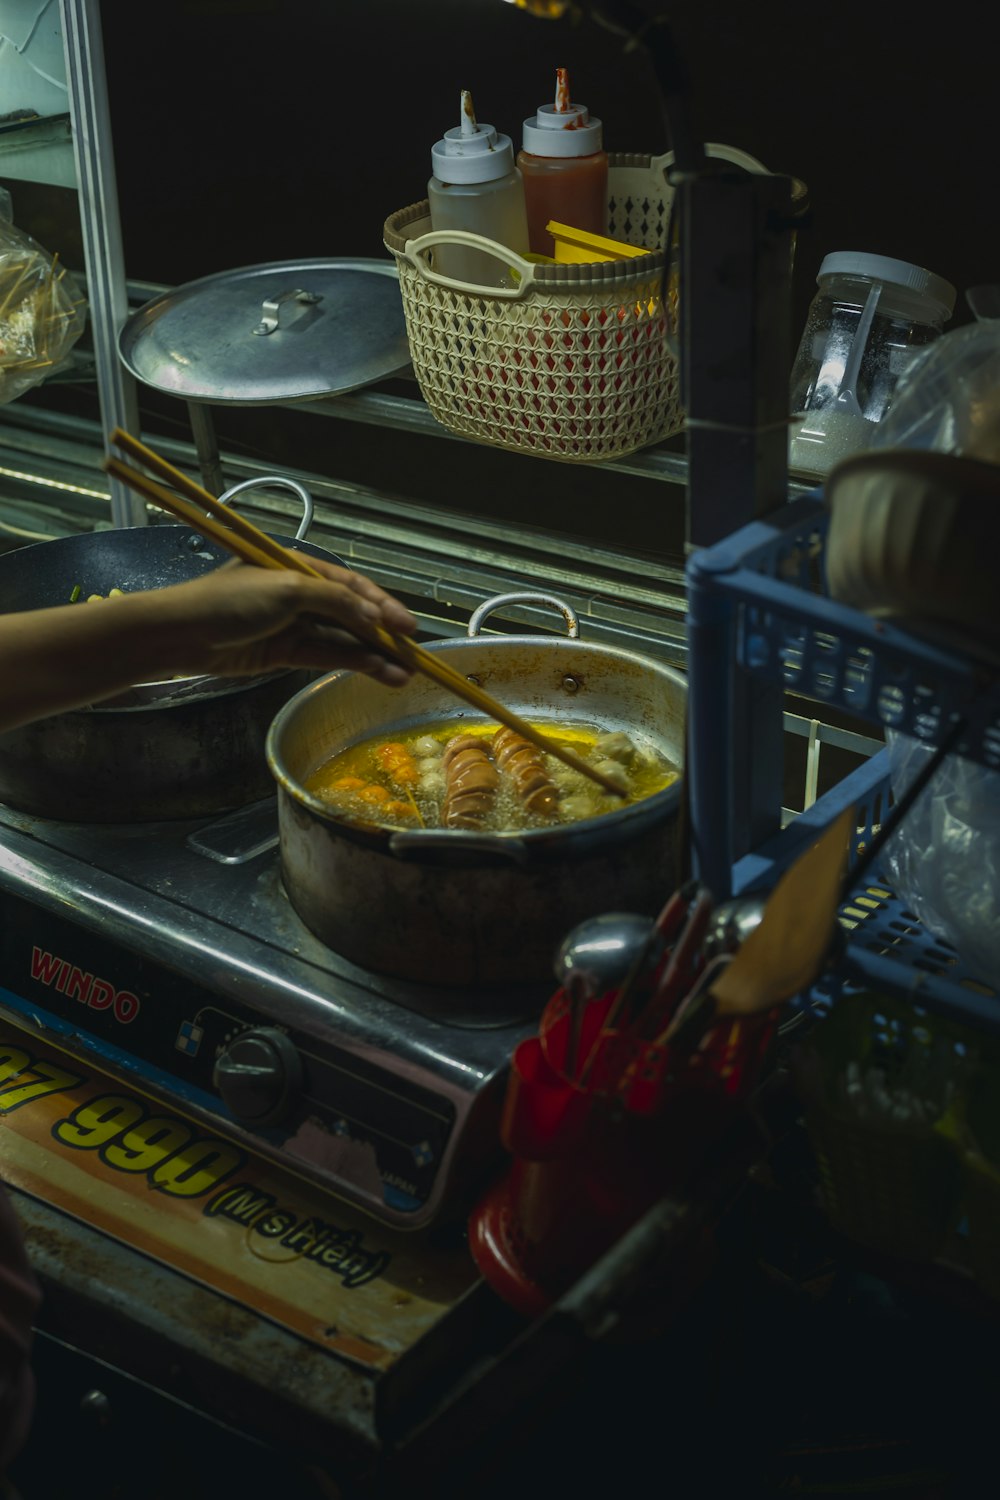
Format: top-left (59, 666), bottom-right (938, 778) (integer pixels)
top-left (303, 718), bottom-right (680, 831)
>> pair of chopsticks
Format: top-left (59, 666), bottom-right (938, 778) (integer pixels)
top-left (103, 428), bottom-right (627, 799)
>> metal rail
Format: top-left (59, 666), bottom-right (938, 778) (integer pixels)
top-left (58, 0), bottom-right (144, 526)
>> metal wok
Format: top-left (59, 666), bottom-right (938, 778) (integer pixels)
top-left (0, 476), bottom-right (350, 822)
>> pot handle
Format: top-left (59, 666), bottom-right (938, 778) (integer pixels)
top-left (467, 592), bottom-right (581, 640)
top-left (217, 475), bottom-right (314, 542)
top-left (388, 830), bottom-right (530, 866)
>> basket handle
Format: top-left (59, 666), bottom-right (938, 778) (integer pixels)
top-left (652, 143), bottom-right (769, 177)
top-left (402, 230), bottom-right (538, 299)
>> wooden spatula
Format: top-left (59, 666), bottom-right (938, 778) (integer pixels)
top-left (662, 805), bottom-right (855, 1044)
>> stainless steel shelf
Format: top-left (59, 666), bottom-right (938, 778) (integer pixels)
top-left (0, 269), bottom-right (818, 671)
top-left (297, 385), bottom-right (695, 487)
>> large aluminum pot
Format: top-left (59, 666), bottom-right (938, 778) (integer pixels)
top-left (0, 476), bottom-right (346, 822)
top-left (266, 593), bottom-right (687, 987)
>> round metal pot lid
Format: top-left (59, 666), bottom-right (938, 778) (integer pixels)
top-left (118, 257), bottom-right (411, 405)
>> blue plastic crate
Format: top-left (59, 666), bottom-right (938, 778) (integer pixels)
top-left (686, 496), bottom-right (1000, 901)
top-left (685, 495), bottom-right (1000, 1037)
top-left (732, 747), bottom-right (1000, 1037)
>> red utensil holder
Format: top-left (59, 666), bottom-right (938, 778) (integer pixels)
top-left (469, 976), bottom-right (778, 1314)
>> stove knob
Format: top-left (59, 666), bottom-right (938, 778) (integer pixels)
top-left (213, 1027), bottom-right (303, 1127)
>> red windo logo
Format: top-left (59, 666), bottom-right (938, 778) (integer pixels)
top-left (30, 947), bottom-right (140, 1025)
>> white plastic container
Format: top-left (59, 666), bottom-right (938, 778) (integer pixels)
top-left (427, 90), bottom-right (529, 288)
top-left (788, 251), bottom-right (956, 478)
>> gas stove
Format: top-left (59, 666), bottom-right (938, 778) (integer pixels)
top-left (0, 797), bottom-right (543, 1229)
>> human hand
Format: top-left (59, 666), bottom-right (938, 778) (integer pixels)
top-left (138, 558), bottom-right (419, 686)
top-left (0, 559), bottom-right (421, 735)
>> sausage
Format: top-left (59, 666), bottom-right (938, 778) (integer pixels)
top-left (441, 734), bottom-right (500, 829)
top-left (442, 733), bottom-right (484, 768)
top-left (492, 727), bottom-right (561, 817)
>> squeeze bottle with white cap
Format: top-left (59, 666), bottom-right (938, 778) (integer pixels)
top-left (428, 90), bottom-right (530, 288)
top-left (517, 68), bottom-right (608, 258)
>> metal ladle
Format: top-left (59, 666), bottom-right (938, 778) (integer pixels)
top-left (553, 912), bottom-right (658, 1078)
top-left (702, 895), bottom-right (766, 960)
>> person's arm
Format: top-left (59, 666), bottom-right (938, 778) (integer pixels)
top-left (0, 560), bottom-right (419, 735)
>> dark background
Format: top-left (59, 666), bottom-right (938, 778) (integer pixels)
top-left (94, 0), bottom-right (994, 337)
top-left (7, 0), bottom-right (997, 559)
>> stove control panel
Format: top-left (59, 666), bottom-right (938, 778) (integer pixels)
top-left (0, 891), bottom-right (463, 1225)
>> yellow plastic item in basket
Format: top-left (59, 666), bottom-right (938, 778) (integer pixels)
top-left (546, 220), bottom-right (652, 264)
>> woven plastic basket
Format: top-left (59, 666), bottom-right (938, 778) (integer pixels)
top-left (383, 149), bottom-right (707, 465)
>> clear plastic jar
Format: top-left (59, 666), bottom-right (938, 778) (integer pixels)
top-left (788, 251), bottom-right (956, 478)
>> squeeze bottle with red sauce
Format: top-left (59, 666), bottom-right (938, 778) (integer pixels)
top-left (517, 68), bottom-right (608, 258)
top-left (428, 90), bottom-right (530, 288)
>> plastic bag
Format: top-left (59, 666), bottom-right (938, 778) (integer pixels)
top-left (882, 730), bottom-right (1000, 980)
top-left (872, 319), bottom-right (1000, 461)
top-left (0, 213), bottom-right (86, 405)
top-left (869, 320), bottom-right (1000, 983)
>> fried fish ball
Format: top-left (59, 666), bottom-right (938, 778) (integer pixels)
top-left (419, 769), bottom-right (446, 797)
top-left (412, 734), bottom-right (444, 758)
top-left (560, 793), bottom-right (601, 822)
top-left (592, 758), bottom-right (630, 794)
top-left (594, 731), bottom-right (637, 764)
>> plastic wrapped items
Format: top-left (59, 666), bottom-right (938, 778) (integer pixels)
top-left (841, 322), bottom-right (1000, 981)
top-left (871, 317), bottom-right (1000, 462)
top-left (0, 213), bottom-right (86, 405)
top-left (882, 729), bottom-right (1000, 982)
top-left (791, 989), bottom-right (966, 1261)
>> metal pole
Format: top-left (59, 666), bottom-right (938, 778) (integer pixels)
top-left (680, 168), bottom-right (799, 862)
top-left (682, 168), bottom-right (797, 550)
top-left (186, 402), bottom-right (226, 497)
top-left (59, 0), bottom-right (145, 527)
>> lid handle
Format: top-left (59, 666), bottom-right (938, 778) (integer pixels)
top-left (253, 288), bottom-right (323, 336)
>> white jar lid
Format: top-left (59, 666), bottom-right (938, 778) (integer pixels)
top-left (818, 251), bottom-right (956, 321)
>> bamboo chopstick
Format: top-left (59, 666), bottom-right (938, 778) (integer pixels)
top-left (104, 434), bottom-right (628, 799)
top-left (111, 428), bottom-right (321, 580)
